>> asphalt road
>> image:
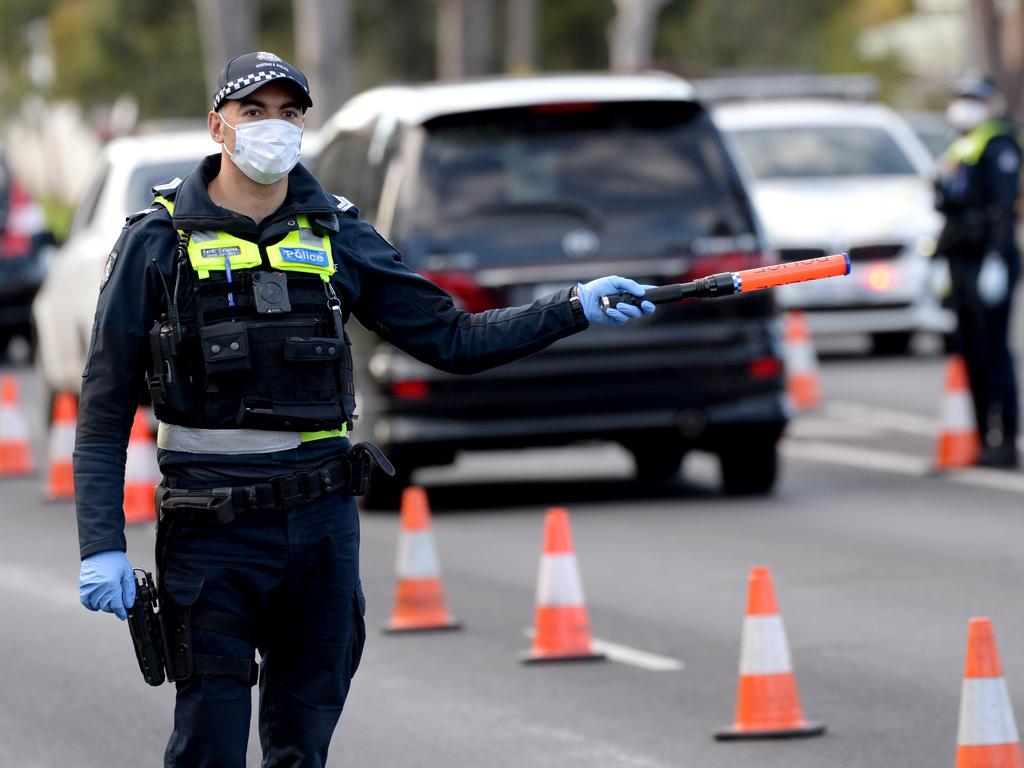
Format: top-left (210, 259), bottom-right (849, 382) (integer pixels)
top-left (2, 332), bottom-right (1024, 767)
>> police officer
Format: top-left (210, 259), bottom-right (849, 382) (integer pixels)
top-left (74, 52), bottom-right (653, 767)
top-left (935, 75), bottom-right (1021, 468)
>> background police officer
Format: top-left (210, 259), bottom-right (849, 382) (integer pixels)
top-left (935, 75), bottom-right (1021, 468)
top-left (74, 52), bottom-right (654, 768)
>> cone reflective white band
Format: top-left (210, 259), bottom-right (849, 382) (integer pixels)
top-left (739, 615), bottom-right (794, 675)
top-left (0, 404), bottom-right (29, 440)
top-left (785, 341), bottom-right (816, 373)
top-left (396, 531), bottom-right (441, 579)
top-left (942, 391), bottom-right (976, 432)
top-left (958, 678), bottom-right (1021, 746)
top-left (48, 422), bottom-right (75, 461)
top-left (535, 553), bottom-right (586, 607)
top-left (125, 443), bottom-right (157, 481)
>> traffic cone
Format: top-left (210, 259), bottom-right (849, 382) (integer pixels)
top-left (935, 356), bottom-right (980, 470)
top-left (383, 486), bottom-right (460, 632)
top-left (44, 393), bottom-right (77, 501)
top-left (0, 375), bottom-right (35, 477)
top-left (715, 566), bottom-right (825, 740)
top-left (783, 311), bottom-right (822, 410)
top-left (123, 408), bottom-right (158, 524)
top-left (955, 617), bottom-right (1024, 768)
top-left (521, 507), bottom-right (605, 663)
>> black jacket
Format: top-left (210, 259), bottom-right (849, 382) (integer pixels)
top-left (74, 155), bottom-right (587, 558)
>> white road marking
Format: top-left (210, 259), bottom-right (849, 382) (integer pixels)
top-left (784, 436), bottom-right (1024, 497)
top-left (590, 638), bottom-right (686, 672)
top-left (781, 439), bottom-right (930, 476)
top-left (824, 400), bottom-right (938, 436)
top-left (0, 562), bottom-right (80, 609)
top-left (524, 628), bottom-right (684, 672)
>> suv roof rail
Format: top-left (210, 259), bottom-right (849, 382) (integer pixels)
top-left (694, 73), bottom-right (879, 104)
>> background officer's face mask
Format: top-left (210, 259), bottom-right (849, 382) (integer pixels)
top-left (220, 115), bottom-right (302, 185)
top-left (946, 98), bottom-right (990, 134)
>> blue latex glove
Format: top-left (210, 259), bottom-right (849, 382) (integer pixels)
top-left (577, 276), bottom-right (656, 326)
top-left (79, 551), bottom-right (136, 621)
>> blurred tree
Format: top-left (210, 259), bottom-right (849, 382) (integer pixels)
top-left (539, 0), bottom-right (615, 71)
top-left (654, 0), bottom-right (911, 98)
top-left (47, 0), bottom-right (207, 118)
top-left (195, 0), bottom-right (257, 94)
top-left (610, 0), bottom-right (670, 71)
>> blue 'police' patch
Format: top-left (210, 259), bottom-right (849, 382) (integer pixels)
top-left (279, 247), bottom-right (329, 267)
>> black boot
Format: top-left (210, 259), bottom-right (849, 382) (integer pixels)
top-left (976, 442), bottom-right (1020, 469)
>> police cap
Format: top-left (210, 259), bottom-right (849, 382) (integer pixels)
top-left (955, 73), bottom-right (1001, 102)
top-left (212, 52), bottom-right (312, 112)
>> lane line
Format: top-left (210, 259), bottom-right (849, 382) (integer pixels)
top-left (0, 562), bottom-right (80, 609)
top-left (784, 437), bottom-right (1024, 497)
top-left (951, 468), bottom-right (1024, 495)
top-left (523, 629), bottom-right (684, 672)
top-left (824, 400), bottom-right (938, 437)
top-left (781, 439), bottom-right (930, 476)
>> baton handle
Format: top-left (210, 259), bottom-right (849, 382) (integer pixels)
top-left (599, 252), bottom-right (850, 310)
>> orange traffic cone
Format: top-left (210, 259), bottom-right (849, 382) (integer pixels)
top-left (935, 356), bottom-right (980, 470)
top-left (0, 375), bottom-right (35, 477)
top-left (383, 486), bottom-right (460, 632)
top-left (45, 393), bottom-right (77, 501)
top-left (123, 408), bottom-right (158, 524)
top-left (783, 311), bottom-right (822, 410)
top-left (521, 507), bottom-right (605, 663)
top-left (715, 566), bottom-right (825, 740)
top-left (955, 617), bottom-right (1024, 768)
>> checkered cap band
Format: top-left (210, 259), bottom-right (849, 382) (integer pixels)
top-left (213, 69), bottom-right (306, 110)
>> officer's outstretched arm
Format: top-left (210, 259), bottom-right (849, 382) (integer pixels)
top-left (349, 222), bottom-right (651, 374)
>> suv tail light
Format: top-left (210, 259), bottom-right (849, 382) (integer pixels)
top-left (680, 251), bottom-right (769, 282)
top-left (421, 271), bottom-right (501, 312)
top-left (748, 356), bottom-right (783, 380)
top-left (2, 180), bottom-right (40, 259)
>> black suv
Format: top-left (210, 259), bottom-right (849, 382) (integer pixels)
top-left (316, 75), bottom-right (788, 506)
top-left (0, 150), bottom-right (52, 356)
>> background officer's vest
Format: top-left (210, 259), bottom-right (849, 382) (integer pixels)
top-left (148, 195), bottom-right (355, 435)
top-left (940, 120), bottom-right (1014, 210)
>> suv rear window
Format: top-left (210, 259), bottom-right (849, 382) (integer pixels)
top-left (727, 125), bottom-right (917, 179)
top-left (396, 101), bottom-right (754, 267)
top-left (126, 160), bottom-right (201, 212)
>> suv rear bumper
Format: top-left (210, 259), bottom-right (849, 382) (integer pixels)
top-left (369, 390), bottom-right (788, 453)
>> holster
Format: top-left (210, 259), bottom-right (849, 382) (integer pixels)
top-left (126, 570), bottom-right (166, 686)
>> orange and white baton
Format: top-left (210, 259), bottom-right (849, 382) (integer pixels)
top-left (599, 253), bottom-right (851, 311)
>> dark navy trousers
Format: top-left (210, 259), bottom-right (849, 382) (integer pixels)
top-left (158, 441), bottom-right (365, 768)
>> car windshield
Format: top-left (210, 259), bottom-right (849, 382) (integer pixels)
top-left (396, 101), bottom-right (754, 267)
top-left (125, 159), bottom-right (202, 212)
top-left (727, 125), bottom-right (917, 179)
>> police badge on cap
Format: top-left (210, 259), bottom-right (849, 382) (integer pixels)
top-left (212, 52), bottom-right (312, 112)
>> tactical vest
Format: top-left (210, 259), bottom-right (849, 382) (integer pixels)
top-left (939, 120), bottom-right (1017, 211)
top-left (146, 193), bottom-right (355, 438)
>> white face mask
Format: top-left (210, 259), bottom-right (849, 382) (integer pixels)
top-left (220, 115), bottom-right (302, 185)
top-left (946, 98), bottom-right (990, 133)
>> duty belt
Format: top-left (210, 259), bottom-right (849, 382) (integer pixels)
top-left (156, 442), bottom-right (395, 524)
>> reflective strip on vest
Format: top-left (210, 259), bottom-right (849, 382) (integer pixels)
top-left (946, 121), bottom-right (1015, 166)
top-left (152, 198), bottom-right (334, 282)
top-left (157, 422), bottom-right (347, 454)
top-left (265, 215), bottom-right (334, 281)
top-left (188, 230), bottom-right (262, 278)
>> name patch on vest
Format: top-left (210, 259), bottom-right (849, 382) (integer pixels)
top-left (279, 247), bottom-right (329, 267)
top-left (201, 246), bottom-right (242, 260)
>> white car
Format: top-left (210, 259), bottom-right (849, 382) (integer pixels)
top-left (33, 131), bottom-right (218, 404)
top-left (713, 99), bottom-right (955, 354)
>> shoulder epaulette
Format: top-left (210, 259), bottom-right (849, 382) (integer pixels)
top-left (152, 177), bottom-right (184, 199)
top-left (124, 206), bottom-right (161, 226)
top-left (331, 194), bottom-right (360, 218)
